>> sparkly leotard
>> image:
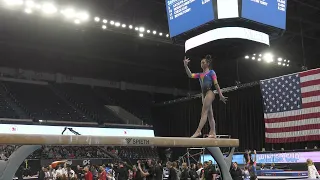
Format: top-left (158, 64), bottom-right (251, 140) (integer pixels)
top-left (191, 70), bottom-right (218, 94)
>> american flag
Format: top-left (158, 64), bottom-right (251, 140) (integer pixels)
top-left (260, 68), bottom-right (320, 143)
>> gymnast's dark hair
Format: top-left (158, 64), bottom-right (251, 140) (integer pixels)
top-left (204, 55), bottom-right (212, 63)
top-left (203, 55), bottom-right (213, 68)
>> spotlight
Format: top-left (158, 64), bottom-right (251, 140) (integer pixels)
top-left (147, 30), bottom-right (150, 33)
top-left (253, 54), bottom-right (256, 56)
top-left (61, 8), bottom-right (75, 19)
top-left (42, 3), bottom-right (57, 14)
top-left (159, 32), bottom-right (163, 36)
top-left (153, 30), bottom-right (157, 34)
top-left (288, 60), bottom-right (290, 63)
top-left (4, 0), bottom-right (23, 6)
top-left (258, 58), bottom-right (261, 61)
top-left (245, 55), bottom-right (249, 59)
top-left (135, 27), bottom-right (139, 31)
top-left (24, 8), bottom-right (32, 14)
top-left (102, 19), bottom-right (107, 23)
top-left (102, 25), bottom-right (107, 29)
top-left (282, 63), bottom-right (286, 66)
top-left (166, 34), bottom-right (169, 37)
top-left (252, 57), bottom-right (255, 60)
top-left (74, 19), bottom-right (80, 24)
top-left (122, 24), bottom-right (126, 28)
top-left (259, 54), bottom-right (262, 57)
top-left (35, 4), bottom-right (41, 9)
top-left (278, 58), bottom-right (282, 61)
top-left (77, 12), bottom-right (89, 21)
top-left (115, 22), bottom-right (120, 27)
top-left (110, 21), bottom-right (115, 25)
top-left (287, 64), bottom-right (289, 67)
top-left (139, 33), bottom-right (144, 37)
top-left (139, 27), bottom-right (145, 32)
top-left (284, 60), bottom-right (287, 62)
top-left (94, 17), bottom-right (100, 22)
top-left (263, 53), bottom-right (274, 63)
top-left (278, 62), bottom-right (282, 65)
top-left (129, 25), bottom-right (133, 29)
top-left (25, 0), bottom-right (34, 7)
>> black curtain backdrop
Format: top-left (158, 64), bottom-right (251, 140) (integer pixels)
top-left (152, 85), bottom-right (319, 158)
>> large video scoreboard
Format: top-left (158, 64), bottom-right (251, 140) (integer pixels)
top-left (166, 0), bottom-right (215, 37)
top-left (242, 0), bottom-right (287, 29)
top-left (166, 0), bottom-right (287, 38)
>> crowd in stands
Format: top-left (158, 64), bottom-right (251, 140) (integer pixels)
top-left (118, 147), bottom-right (158, 160)
top-left (0, 145), bottom-right (158, 161)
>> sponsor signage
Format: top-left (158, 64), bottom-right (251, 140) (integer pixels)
top-left (0, 124), bottom-right (155, 137)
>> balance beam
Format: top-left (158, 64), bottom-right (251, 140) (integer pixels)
top-left (0, 134), bottom-right (239, 147)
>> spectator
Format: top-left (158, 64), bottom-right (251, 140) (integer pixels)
top-left (65, 165), bottom-right (75, 179)
top-left (230, 162), bottom-right (242, 180)
top-left (132, 165), bottom-right (143, 180)
top-left (84, 166), bottom-right (93, 180)
top-left (196, 163), bottom-right (204, 178)
top-left (166, 161), bottom-right (177, 180)
top-left (99, 166), bottom-right (107, 180)
top-left (172, 162), bottom-right (181, 180)
top-left (203, 161), bottom-right (217, 180)
top-left (180, 163), bottom-right (189, 180)
top-left (307, 159), bottom-right (320, 179)
top-left (39, 167), bottom-right (45, 180)
top-left (115, 162), bottom-right (128, 180)
top-left (243, 166), bottom-right (250, 180)
top-left (188, 164), bottom-right (198, 180)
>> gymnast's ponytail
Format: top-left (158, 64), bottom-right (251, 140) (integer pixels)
top-left (204, 55), bottom-right (213, 68)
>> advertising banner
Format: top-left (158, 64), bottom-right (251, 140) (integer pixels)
top-left (0, 124), bottom-right (155, 137)
top-left (40, 159), bottom-right (111, 167)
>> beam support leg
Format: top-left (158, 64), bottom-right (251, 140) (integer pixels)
top-left (0, 145), bottom-right (41, 180)
top-left (207, 147), bottom-right (235, 180)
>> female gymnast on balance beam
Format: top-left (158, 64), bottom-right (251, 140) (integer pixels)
top-left (183, 55), bottom-right (227, 138)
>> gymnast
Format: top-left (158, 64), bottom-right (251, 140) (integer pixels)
top-left (183, 55), bottom-right (227, 138)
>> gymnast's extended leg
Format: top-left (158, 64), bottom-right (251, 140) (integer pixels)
top-left (207, 104), bottom-right (216, 138)
top-left (191, 91), bottom-right (215, 138)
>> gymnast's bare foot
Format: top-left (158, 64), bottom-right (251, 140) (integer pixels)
top-left (191, 131), bottom-right (202, 138)
top-left (207, 133), bottom-right (216, 138)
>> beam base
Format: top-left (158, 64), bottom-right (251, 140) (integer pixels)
top-left (0, 145), bottom-right (41, 180)
top-left (207, 147), bottom-right (235, 180)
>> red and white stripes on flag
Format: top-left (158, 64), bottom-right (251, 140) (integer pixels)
top-left (262, 68), bottom-right (320, 143)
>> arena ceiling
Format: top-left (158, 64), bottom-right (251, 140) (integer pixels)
top-left (0, 0), bottom-right (320, 91)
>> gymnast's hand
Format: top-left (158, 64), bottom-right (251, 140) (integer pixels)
top-left (220, 95), bottom-right (228, 104)
top-left (183, 57), bottom-right (190, 66)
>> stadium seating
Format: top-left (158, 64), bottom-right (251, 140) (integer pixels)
top-left (117, 147), bottom-right (159, 160)
top-left (54, 84), bottom-right (124, 124)
top-left (95, 87), bottom-right (153, 122)
top-left (3, 82), bottom-right (89, 121)
top-left (0, 81), bottom-right (153, 124)
top-left (0, 91), bottom-right (18, 119)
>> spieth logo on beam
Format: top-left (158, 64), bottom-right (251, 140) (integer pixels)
top-left (125, 138), bottom-right (150, 145)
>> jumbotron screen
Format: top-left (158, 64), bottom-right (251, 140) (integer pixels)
top-left (166, 0), bottom-right (287, 38)
top-left (166, 0), bottom-right (215, 37)
top-left (242, 0), bottom-right (287, 29)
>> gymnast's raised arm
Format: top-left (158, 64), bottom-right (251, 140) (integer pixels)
top-left (183, 57), bottom-right (199, 78)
